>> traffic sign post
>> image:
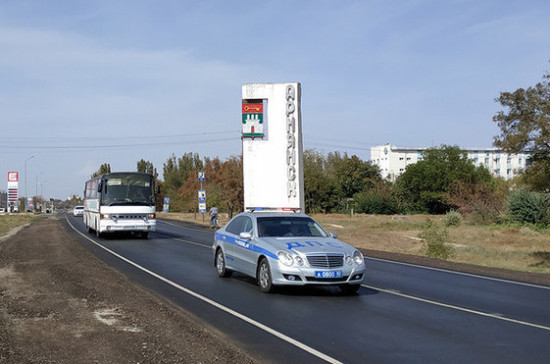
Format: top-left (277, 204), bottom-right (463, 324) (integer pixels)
top-left (198, 171), bottom-right (206, 217)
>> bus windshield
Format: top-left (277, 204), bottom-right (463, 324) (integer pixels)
top-left (101, 173), bottom-right (155, 206)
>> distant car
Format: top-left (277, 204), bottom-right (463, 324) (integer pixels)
top-left (73, 205), bottom-right (84, 217)
top-left (212, 210), bottom-right (366, 294)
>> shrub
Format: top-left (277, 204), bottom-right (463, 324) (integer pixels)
top-left (507, 189), bottom-right (550, 225)
top-left (354, 190), bottom-right (400, 215)
top-left (444, 210), bottom-right (462, 227)
top-left (419, 220), bottom-right (454, 259)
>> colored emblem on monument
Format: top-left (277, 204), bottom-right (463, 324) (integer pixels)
top-left (242, 103), bottom-right (264, 138)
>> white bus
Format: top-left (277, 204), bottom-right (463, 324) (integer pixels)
top-left (83, 172), bottom-right (157, 238)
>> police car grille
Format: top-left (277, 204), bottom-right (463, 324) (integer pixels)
top-left (306, 254), bottom-right (344, 268)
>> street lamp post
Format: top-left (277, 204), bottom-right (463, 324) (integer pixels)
top-left (24, 155), bottom-right (36, 211)
top-left (41, 180), bottom-right (47, 201)
top-left (36, 172), bottom-right (44, 196)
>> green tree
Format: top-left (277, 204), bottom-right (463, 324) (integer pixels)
top-left (163, 153), bottom-right (203, 192)
top-left (303, 150), bottom-right (341, 213)
top-left (137, 159), bottom-right (161, 211)
top-left (395, 145), bottom-right (493, 214)
top-left (91, 163), bottom-right (111, 178)
top-left (493, 67), bottom-right (550, 191)
top-left (328, 152), bottom-right (382, 198)
top-left (507, 189), bottom-right (550, 225)
top-left (353, 184), bottom-right (400, 215)
top-left (137, 159), bottom-right (158, 179)
top-left (162, 153), bottom-right (203, 211)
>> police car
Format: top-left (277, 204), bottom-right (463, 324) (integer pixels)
top-left (212, 209), bottom-right (366, 293)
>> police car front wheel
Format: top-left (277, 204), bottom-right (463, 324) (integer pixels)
top-left (216, 249), bottom-right (231, 278)
top-left (257, 258), bottom-right (274, 293)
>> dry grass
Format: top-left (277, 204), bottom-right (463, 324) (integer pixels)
top-left (312, 213), bottom-right (550, 274)
top-left (158, 212), bottom-right (550, 274)
top-left (0, 213), bottom-right (43, 237)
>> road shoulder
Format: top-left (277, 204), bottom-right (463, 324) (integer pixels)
top-left (0, 218), bottom-right (258, 363)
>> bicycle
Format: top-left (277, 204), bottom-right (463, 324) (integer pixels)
top-left (210, 215), bottom-right (219, 228)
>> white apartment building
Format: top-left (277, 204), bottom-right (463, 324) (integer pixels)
top-left (370, 144), bottom-right (530, 181)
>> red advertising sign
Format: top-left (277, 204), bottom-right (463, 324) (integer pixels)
top-left (242, 103), bottom-right (263, 114)
top-left (8, 171), bottom-right (18, 182)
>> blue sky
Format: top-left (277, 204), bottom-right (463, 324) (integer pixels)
top-left (1, 0), bottom-right (549, 200)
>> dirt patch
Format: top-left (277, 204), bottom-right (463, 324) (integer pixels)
top-left (0, 218), bottom-right (258, 363)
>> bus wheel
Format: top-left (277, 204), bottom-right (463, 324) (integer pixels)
top-left (140, 232), bottom-right (149, 239)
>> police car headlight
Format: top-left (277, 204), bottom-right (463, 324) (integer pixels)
top-left (294, 255), bottom-right (304, 266)
top-left (346, 256), bottom-right (353, 266)
top-left (353, 250), bottom-right (364, 265)
top-left (277, 251), bottom-right (294, 266)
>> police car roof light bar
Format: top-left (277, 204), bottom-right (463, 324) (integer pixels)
top-left (245, 207), bottom-right (302, 213)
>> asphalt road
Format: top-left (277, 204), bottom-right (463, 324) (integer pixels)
top-left (64, 214), bottom-right (550, 363)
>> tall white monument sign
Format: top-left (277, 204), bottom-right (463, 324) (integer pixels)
top-left (242, 83), bottom-right (304, 211)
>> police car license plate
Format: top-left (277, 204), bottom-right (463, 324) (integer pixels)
top-left (315, 270), bottom-right (343, 279)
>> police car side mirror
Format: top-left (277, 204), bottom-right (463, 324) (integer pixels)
top-left (240, 232), bottom-right (252, 240)
top-left (330, 232), bottom-right (338, 239)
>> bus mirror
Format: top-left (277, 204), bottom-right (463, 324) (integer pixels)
top-left (97, 181), bottom-right (102, 193)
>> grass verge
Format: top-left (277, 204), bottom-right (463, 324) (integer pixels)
top-left (0, 213), bottom-right (43, 238)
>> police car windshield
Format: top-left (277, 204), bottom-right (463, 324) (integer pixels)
top-left (257, 216), bottom-right (328, 238)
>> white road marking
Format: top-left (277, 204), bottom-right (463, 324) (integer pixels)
top-left (67, 216), bottom-right (550, 352)
top-left (366, 256), bottom-right (550, 290)
top-left (124, 218), bottom-right (550, 333)
top-left (363, 283), bottom-right (550, 332)
top-left (66, 217), bottom-right (343, 364)
top-left (157, 219), bottom-right (210, 233)
top-left (174, 237), bottom-right (211, 248)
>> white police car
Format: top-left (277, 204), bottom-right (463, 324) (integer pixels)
top-left (212, 209), bottom-right (366, 293)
